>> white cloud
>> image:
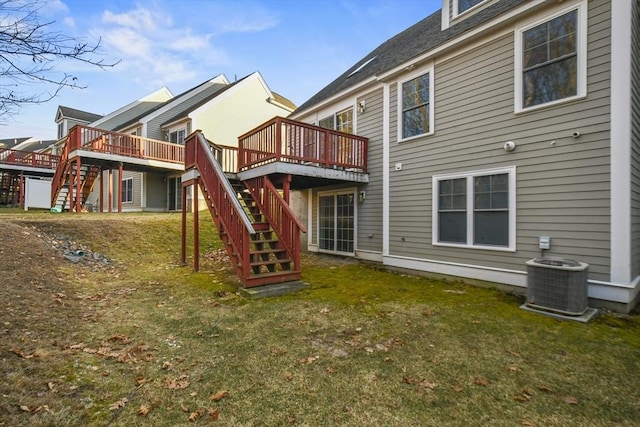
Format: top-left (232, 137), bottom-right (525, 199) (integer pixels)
top-left (94, 5), bottom-right (230, 87)
top-left (63, 16), bottom-right (76, 29)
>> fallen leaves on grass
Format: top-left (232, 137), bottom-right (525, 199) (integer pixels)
top-left (563, 396), bottom-right (579, 405)
top-left (188, 408), bottom-right (220, 422)
top-left (474, 376), bottom-right (489, 387)
top-left (299, 355), bottom-right (318, 364)
top-left (163, 375), bottom-right (190, 390)
top-left (138, 405), bottom-right (150, 416)
top-left (10, 347), bottom-right (36, 359)
top-left (109, 397), bottom-right (128, 411)
top-left (209, 390), bottom-right (228, 401)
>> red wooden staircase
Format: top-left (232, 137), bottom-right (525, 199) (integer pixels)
top-left (51, 127), bottom-right (101, 211)
top-left (182, 131), bottom-right (305, 288)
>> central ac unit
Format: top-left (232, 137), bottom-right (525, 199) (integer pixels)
top-left (526, 257), bottom-right (589, 316)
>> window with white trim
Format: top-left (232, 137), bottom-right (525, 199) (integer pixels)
top-left (433, 167), bottom-right (516, 251)
top-left (169, 128), bottom-right (186, 144)
top-left (454, 0), bottom-right (485, 16)
top-left (398, 68), bottom-right (434, 140)
top-left (122, 177), bottom-right (133, 203)
top-left (515, 3), bottom-right (586, 112)
top-left (319, 108), bottom-right (353, 134)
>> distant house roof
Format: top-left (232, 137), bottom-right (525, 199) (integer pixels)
top-left (115, 76), bottom-right (230, 132)
top-left (294, 0), bottom-right (528, 114)
top-left (93, 101), bottom-right (167, 130)
top-left (272, 92), bottom-right (296, 111)
top-left (57, 106), bottom-right (103, 123)
top-left (0, 137), bottom-right (31, 149)
top-left (0, 137), bottom-right (56, 152)
top-left (160, 76), bottom-right (248, 128)
top-left (159, 73), bottom-right (297, 128)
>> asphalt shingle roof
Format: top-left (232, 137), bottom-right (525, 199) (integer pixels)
top-left (58, 106), bottom-right (103, 123)
top-left (295, 0), bottom-right (528, 113)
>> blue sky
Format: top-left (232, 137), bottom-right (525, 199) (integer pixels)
top-left (2, 0), bottom-right (441, 140)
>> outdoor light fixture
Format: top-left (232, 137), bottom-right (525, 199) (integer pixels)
top-left (358, 100), bottom-right (366, 113)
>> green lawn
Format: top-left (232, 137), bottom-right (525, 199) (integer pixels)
top-left (1, 212), bottom-right (638, 426)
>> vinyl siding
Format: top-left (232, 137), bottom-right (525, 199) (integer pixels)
top-left (355, 89), bottom-right (384, 253)
top-left (145, 84), bottom-right (226, 141)
top-left (387, 0), bottom-right (612, 281)
top-left (95, 169), bottom-right (143, 211)
top-left (631, 0), bottom-right (640, 279)
top-left (146, 172), bottom-right (167, 210)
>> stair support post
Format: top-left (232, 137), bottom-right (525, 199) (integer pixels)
top-left (193, 178), bottom-right (200, 272)
top-left (181, 180), bottom-right (188, 265)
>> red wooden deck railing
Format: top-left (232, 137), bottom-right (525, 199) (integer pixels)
top-left (238, 117), bottom-right (368, 172)
top-left (185, 132), bottom-right (255, 283)
top-left (243, 176), bottom-right (306, 270)
top-left (0, 148), bottom-right (59, 170)
top-left (68, 125), bottom-right (184, 164)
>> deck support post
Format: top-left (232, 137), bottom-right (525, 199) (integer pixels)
top-left (193, 179), bottom-right (200, 272)
top-left (117, 163), bottom-right (123, 213)
top-left (75, 157), bottom-right (82, 213)
top-left (99, 169), bottom-right (104, 213)
top-left (18, 172), bottom-right (24, 208)
top-left (181, 181), bottom-right (188, 265)
top-left (108, 169), bottom-right (113, 213)
top-left (283, 174), bottom-right (291, 204)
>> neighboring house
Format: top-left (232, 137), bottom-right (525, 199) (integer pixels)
top-left (286, 0), bottom-right (640, 312)
top-left (92, 72), bottom-right (294, 212)
top-left (0, 137), bottom-right (58, 208)
top-left (54, 72), bottom-right (295, 213)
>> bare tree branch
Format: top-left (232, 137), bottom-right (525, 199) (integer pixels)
top-left (0, 0), bottom-right (120, 123)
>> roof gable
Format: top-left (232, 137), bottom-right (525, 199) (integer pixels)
top-left (56, 106), bottom-right (103, 124)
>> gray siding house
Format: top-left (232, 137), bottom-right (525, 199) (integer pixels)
top-left (290, 0), bottom-right (640, 312)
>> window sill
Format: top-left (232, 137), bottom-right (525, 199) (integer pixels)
top-left (432, 242), bottom-right (516, 252)
top-left (398, 131), bottom-right (434, 143)
top-left (514, 94), bottom-right (587, 115)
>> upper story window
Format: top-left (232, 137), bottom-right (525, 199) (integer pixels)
top-left (57, 122), bottom-right (64, 139)
top-left (454, 0), bottom-right (485, 16)
top-left (433, 166), bottom-right (516, 251)
top-left (515, 3), bottom-right (586, 112)
top-left (319, 108), bottom-right (354, 134)
top-left (399, 68), bottom-right (434, 140)
top-left (169, 129), bottom-right (186, 144)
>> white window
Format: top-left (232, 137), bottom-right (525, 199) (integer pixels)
top-left (515, 2), bottom-right (586, 112)
top-left (169, 129), bottom-right (186, 144)
top-left (319, 108), bottom-right (353, 134)
top-left (122, 177), bottom-right (133, 203)
top-left (432, 166), bottom-right (516, 251)
top-left (57, 122), bottom-right (64, 139)
top-left (454, 0), bottom-right (485, 16)
top-left (398, 67), bottom-right (434, 140)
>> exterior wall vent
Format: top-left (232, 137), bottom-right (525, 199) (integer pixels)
top-left (526, 257), bottom-right (589, 316)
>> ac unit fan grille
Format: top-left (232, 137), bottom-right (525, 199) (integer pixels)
top-left (526, 258), bottom-right (588, 316)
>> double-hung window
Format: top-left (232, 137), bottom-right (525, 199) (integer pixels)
top-left (122, 177), bottom-right (133, 204)
top-left (169, 129), bottom-right (186, 145)
top-left (399, 67), bottom-right (434, 140)
top-left (433, 167), bottom-right (516, 251)
top-left (515, 2), bottom-right (586, 112)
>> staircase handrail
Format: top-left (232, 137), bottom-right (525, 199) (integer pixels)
top-left (194, 132), bottom-right (255, 234)
top-left (50, 130), bottom-right (72, 207)
top-left (244, 176), bottom-right (305, 270)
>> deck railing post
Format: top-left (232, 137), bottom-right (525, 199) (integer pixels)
top-left (193, 180), bottom-right (200, 272)
top-left (275, 118), bottom-right (282, 162)
top-left (117, 163), bottom-right (123, 213)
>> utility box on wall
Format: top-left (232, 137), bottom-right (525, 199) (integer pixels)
top-left (526, 257), bottom-right (589, 316)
